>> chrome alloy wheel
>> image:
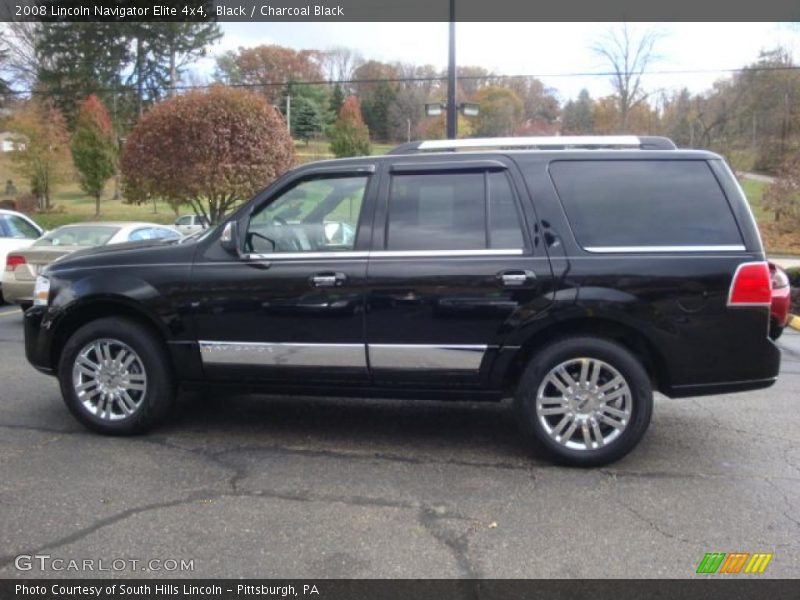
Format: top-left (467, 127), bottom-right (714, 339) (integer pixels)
top-left (71, 339), bottom-right (147, 421)
top-left (535, 358), bottom-right (632, 451)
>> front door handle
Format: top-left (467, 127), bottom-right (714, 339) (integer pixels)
top-left (311, 272), bottom-right (346, 288)
top-left (498, 270), bottom-right (536, 287)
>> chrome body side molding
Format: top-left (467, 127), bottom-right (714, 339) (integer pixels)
top-left (199, 341), bottom-right (367, 369)
top-left (198, 342), bottom-right (489, 372)
top-left (367, 344), bottom-right (487, 371)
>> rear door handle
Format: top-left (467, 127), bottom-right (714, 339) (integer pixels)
top-left (311, 272), bottom-right (346, 288)
top-left (498, 270), bottom-right (536, 287)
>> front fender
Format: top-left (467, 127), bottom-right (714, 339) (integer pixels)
top-left (46, 269), bottom-right (191, 341)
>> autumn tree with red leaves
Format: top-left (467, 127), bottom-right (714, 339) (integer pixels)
top-left (215, 45), bottom-right (322, 105)
top-left (121, 86), bottom-right (296, 224)
top-left (71, 95), bottom-right (117, 216)
top-left (329, 96), bottom-right (371, 158)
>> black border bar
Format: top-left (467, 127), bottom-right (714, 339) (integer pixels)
top-left (3, 579), bottom-right (800, 600)
top-left (3, 0), bottom-right (800, 22)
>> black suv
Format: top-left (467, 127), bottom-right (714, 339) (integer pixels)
top-left (24, 136), bottom-right (780, 466)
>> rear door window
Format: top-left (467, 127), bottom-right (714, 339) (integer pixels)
top-left (548, 160), bottom-right (743, 249)
top-left (385, 171), bottom-right (526, 251)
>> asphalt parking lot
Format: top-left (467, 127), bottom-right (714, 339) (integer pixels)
top-left (0, 304), bottom-right (798, 579)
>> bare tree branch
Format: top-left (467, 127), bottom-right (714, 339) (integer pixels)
top-left (592, 23), bottom-right (662, 131)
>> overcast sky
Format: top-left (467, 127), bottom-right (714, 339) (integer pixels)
top-left (192, 22), bottom-right (798, 102)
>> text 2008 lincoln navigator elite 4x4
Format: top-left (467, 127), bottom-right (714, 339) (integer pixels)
top-left (24, 136), bottom-right (780, 466)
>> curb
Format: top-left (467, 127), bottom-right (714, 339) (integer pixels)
top-left (789, 315), bottom-right (800, 332)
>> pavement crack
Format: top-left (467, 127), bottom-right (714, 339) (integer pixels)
top-left (613, 497), bottom-right (695, 545)
top-left (0, 493), bottom-right (213, 569)
top-left (0, 485), bottom-right (452, 570)
top-left (418, 506), bottom-right (482, 581)
top-left (207, 441), bottom-right (538, 474)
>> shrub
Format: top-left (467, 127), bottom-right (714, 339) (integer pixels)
top-left (121, 85), bottom-right (296, 224)
top-left (13, 193), bottom-right (38, 213)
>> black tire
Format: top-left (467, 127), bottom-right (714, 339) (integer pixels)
top-left (58, 317), bottom-right (175, 435)
top-left (514, 336), bottom-right (653, 467)
top-left (19, 302), bottom-right (33, 312)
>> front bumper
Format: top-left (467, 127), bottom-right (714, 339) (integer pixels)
top-left (24, 306), bottom-right (56, 375)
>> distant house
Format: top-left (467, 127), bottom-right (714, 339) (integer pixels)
top-left (0, 132), bottom-right (14, 153)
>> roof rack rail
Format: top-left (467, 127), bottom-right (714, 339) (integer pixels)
top-left (387, 135), bottom-right (677, 155)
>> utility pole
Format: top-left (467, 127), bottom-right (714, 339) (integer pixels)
top-left (286, 94), bottom-right (291, 136)
top-left (446, 0), bottom-right (457, 139)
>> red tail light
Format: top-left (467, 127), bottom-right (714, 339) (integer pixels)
top-left (5, 254), bottom-right (26, 272)
top-left (727, 261), bottom-right (772, 306)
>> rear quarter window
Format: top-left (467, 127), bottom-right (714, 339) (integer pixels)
top-left (548, 160), bottom-right (744, 249)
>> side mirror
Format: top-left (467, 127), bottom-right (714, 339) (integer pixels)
top-left (220, 221), bottom-right (240, 255)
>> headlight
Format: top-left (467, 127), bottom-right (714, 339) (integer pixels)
top-left (33, 275), bottom-right (50, 307)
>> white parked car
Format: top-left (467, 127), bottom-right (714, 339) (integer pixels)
top-left (0, 209), bottom-right (45, 303)
top-left (3, 221), bottom-right (182, 309)
top-left (174, 214), bottom-right (209, 236)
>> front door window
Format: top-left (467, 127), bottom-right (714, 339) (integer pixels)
top-left (246, 176), bottom-right (368, 255)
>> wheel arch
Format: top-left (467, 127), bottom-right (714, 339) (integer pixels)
top-left (50, 297), bottom-right (171, 373)
top-left (500, 317), bottom-right (670, 394)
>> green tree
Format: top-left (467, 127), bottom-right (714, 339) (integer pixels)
top-left (292, 97), bottom-right (323, 144)
top-left (36, 23), bottom-right (130, 126)
top-left (282, 82), bottom-right (331, 132)
top-left (329, 96), bottom-right (371, 158)
top-left (121, 86), bottom-right (296, 224)
top-left (71, 95), bottom-right (117, 217)
top-left (562, 89), bottom-right (595, 134)
top-left (361, 80), bottom-right (396, 142)
top-left (329, 84), bottom-right (345, 119)
top-left (125, 20), bottom-right (222, 116)
top-left (7, 100), bottom-right (73, 210)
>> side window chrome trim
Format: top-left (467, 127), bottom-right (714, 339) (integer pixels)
top-left (369, 249), bottom-right (524, 258)
top-left (584, 245), bottom-right (746, 253)
top-left (242, 249), bottom-right (525, 261)
top-left (244, 251), bottom-right (371, 260)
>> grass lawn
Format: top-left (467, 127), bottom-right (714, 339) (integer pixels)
top-left (2, 146), bottom-right (798, 255)
top-left (294, 139), bottom-right (395, 163)
top-left (738, 178), bottom-right (800, 255)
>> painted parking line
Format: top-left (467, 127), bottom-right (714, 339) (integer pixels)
top-left (0, 309), bottom-right (22, 317)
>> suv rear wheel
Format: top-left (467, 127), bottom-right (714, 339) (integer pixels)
top-left (58, 317), bottom-right (175, 435)
top-left (515, 336), bottom-right (653, 467)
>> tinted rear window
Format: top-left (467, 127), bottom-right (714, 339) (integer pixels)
top-left (386, 171), bottom-right (526, 251)
top-left (549, 160), bottom-right (743, 248)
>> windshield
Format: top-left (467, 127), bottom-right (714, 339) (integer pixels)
top-left (34, 225), bottom-right (120, 247)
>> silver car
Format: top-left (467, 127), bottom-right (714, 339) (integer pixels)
top-left (173, 215), bottom-right (209, 236)
top-left (2, 222), bottom-right (181, 308)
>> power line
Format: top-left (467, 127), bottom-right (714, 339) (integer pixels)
top-left (5, 65), bottom-right (800, 97)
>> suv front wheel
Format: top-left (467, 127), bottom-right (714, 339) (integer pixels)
top-left (58, 317), bottom-right (175, 435)
top-left (515, 336), bottom-right (653, 467)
